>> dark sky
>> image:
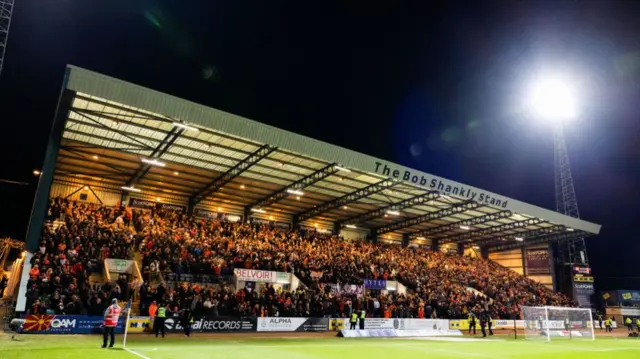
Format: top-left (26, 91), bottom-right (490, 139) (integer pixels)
top-left (1, 0), bottom-right (640, 290)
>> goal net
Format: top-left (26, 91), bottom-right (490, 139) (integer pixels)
top-left (522, 306), bottom-right (595, 341)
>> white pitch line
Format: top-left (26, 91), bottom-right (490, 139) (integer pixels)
top-left (125, 348), bottom-right (153, 359)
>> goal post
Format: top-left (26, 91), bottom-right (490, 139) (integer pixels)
top-left (521, 306), bottom-right (595, 341)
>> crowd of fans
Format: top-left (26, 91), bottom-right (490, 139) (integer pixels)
top-left (25, 198), bottom-right (134, 315)
top-left (25, 198), bottom-right (576, 320)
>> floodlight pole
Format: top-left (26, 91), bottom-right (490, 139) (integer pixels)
top-left (0, 0), bottom-right (14, 78)
top-left (553, 124), bottom-right (591, 304)
top-left (553, 124), bottom-right (588, 266)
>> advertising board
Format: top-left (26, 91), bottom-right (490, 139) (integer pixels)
top-left (257, 317), bottom-right (329, 332)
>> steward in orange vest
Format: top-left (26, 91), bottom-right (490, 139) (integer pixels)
top-left (102, 299), bottom-right (121, 348)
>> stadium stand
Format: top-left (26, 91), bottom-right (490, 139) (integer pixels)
top-left (26, 198), bottom-right (576, 320)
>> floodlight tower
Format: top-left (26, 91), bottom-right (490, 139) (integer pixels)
top-left (529, 77), bottom-right (588, 267)
top-left (0, 0), bottom-right (14, 77)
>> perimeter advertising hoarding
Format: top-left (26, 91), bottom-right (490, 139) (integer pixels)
top-left (21, 315), bottom-right (125, 334)
top-left (257, 317), bottom-right (329, 332)
top-left (525, 249), bottom-right (551, 275)
top-left (162, 317), bottom-right (256, 333)
top-left (361, 318), bottom-right (449, 330)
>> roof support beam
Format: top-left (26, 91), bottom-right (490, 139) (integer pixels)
top-left (376, 201), bottom-right (481, 236)
top-left (126, 127), bottom-right (185, 186)
top-left (409, 210), bottom-right (512, 239)
top-left (247, 163), bottom-right (337, 211)
top-left (339, 191), bottom-right (440, 228)
top-left (473, 225), bottom-right (565, 248)
top-left (191, 144), bottom-right (276, 205)
top-left (294, 179), bottom-right (399, 224)
top-left (487, 228), bottom-right (587, 252)
top-left (439, 218), bottom-right (546, 244)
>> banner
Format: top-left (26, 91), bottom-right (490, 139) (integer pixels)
top-left (364, 279), bottom-right (387, 290)
top-left (573, 280), bottom-right (595, 308)
top-left (618, 290), bottom-right (640, 304)
top-left (251, 217), bottom-right (291, 230)
top-left (525, 249), bottom-right (551, 275)
top-left (362, 318), bottom-right (449, 330)
top-left (22, 315), bottom-right (125, 334)
top-left (333, 284), bottom-right (364, 297)
top-left (329, 318), bottom-right (346, 331)
top-left (194, 208), bottom-right (242, 223)
top-left (127, 316), bottom-right (152, 333)
top-left (234, 269), bottom-right (276, 283)
top-left (105, 259), bottom-right (135, 274)
top-left (165, 273), bottom-right (233, 285)
top-left (129, 199), bottom-right (186, 213)
top-left (162, 316), bottom-right (256, 333)
top-left (257, 317), bottom-right (329, 332)
top-left (311, 271), bottom-right (323, 280)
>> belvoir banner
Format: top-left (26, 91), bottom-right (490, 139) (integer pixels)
top-left (525, 248), bottom-right (551, 275)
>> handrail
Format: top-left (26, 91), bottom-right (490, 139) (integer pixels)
top-left (103, 259), bottom-right (111, 282)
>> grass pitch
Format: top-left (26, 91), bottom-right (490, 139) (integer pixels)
top-left (2, 333), bottom-right (640, 359)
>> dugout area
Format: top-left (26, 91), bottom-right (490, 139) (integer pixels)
top-left (25, 65), bottom-right (601, 291)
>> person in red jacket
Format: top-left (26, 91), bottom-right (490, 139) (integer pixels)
top-left (102, 299), bottom-right (122, 348)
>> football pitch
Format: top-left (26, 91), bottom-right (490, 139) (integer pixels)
top-left (2, 334), bottom-right (640, 359)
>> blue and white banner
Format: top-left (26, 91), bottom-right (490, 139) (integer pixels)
top-left (363, 279), bottom-right (387, 290)
top-left (22, 315), bottom-right (125, 334)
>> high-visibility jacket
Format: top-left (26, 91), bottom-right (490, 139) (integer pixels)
top-left (350, 313), bottom-right (358, 323)
top-left (605, 319), bottom-right (612, 326)
top-left (157, 307), bottom-right (167, 318)
top-left (149, 303), bottom-right (158, 317)
top-left (103, 304), bottom-right (121, 327)
top-left (636, 319), bottom-right (640, 327)
top-left (360, 311), bottom-right (366, 319)
top-left (625, 318), bottom-right (632, 325)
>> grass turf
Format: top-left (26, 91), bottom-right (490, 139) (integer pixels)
top-left (2, 334), bottom-right (640, 359)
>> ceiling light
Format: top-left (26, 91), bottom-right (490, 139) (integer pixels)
top-left (472, 246), bottom-right (480, 249)
top-left (515, 237), bottom-right (524, 242)
top-left (173, 122), bottom-right (200, 131)
top-left (142, 158), bottom-right (166, 167)
top-left (92, 155), bottom-right (99, 160)
top-left (296, 196), bottom-right (300, 200)
top-left (417, 237), bottom-right (426, 240)
top-left (83, 186), bottom-right (89, 191)
top-left (334, 165), bottom-right (351, 173)
top-left (384, 214), bottom-right (388, 218)
top-left (386, 210), bottom-right (400, 216)
top-left (346, 224), bottom-right (357, 229)
top-left (217, 207), bottom-right (222, 212)
top-left (269, 216), bottom-right (274, 220)
top-left (121, 186), bottom-right (141, 193)
top-left (460, 225), bottom-right (470, 230)
top-left (278, 162), bottom-right (284, 167)
top-left (339, 178), bottom-right (344, 181)
top-left (286, 189), bottom-right (304, 196)
top-left (251, 208), bottom-right (266, 213)
top-left (314, 223), bottom-right (318, 228)
top-left (33, 170), bottom-right (41, 176)
top-left (441, 195), bottom-right (451, 199)
top-left (343, 206), bottom-right (348, 210)
top-left (567, 228), bottom-right (574, 232)
top-left (240, 185), bottom-right (246, 189)
top-left (156, 197), bottom-right (161, 202)
top-left (174, 171), bottom-right (179, 176)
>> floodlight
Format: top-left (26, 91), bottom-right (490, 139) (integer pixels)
top-left (528, 76), bottom-right (577, 121)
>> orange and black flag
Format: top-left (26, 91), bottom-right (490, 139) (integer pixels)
top-left (23, 315), bottom-right (55, 332)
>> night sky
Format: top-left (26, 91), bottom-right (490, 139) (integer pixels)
top-left (1, 0), bottom-right (639, 291)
